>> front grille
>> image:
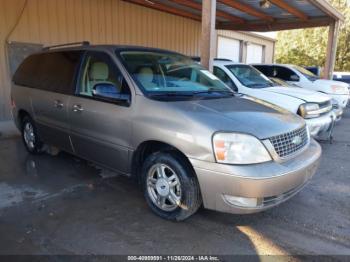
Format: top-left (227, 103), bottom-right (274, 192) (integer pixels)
top-left (269, 126), bottom-right (309, 158)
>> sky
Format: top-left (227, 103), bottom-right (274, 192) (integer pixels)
top-left (254, 32), bottom-right (277, 39)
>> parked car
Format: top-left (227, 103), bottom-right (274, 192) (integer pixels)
top-left (268, 76), bottom-right (343, 122)
top-left (11, 43), bottom-right (321, 221)
top-left (333, 72), bottom-right (350, 85)
top-left (305, 66), bottom-right (321, 77)
top-left (252, 64), bottom-right (350, 109)
top-left (213, 61), bottom-right (334, 138)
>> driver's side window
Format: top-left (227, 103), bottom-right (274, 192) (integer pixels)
top-left (78, 52), bottom-right (124, 97)
top-left (273, 66), bottom-right (299, 82)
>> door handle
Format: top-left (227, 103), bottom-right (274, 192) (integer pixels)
top-left (73, 104), bottom-right (84, 113)
top-left (54, 100), bottom-right (64, 109)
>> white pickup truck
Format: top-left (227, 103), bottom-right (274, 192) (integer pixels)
top-left (252, 64), bottom-right (350, 112)
top-left (213, 61), bottom-right (334, 138)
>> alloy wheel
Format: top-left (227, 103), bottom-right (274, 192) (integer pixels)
top-left (147, 163), bottom-right (182, 212)
top-left (23, 122), bottom-right (36, 150)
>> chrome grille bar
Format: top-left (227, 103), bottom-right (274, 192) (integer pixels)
top-left (269, 126), bottom-right (309, 158)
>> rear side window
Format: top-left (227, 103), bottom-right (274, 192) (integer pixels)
top-left (13, 51), bottom-right (83, 95)
top-left (253, 65), bottom-right (273, 77)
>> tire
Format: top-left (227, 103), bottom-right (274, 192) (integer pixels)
top-left (21, 116), bottom-right (43, 154)
top-left (141, 151), bottom-right (202, 221)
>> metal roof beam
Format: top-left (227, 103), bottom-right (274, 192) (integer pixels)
top-left (171, 0), bottom-right (245, 23)
top-left (218, 0), bottom-right (274, 22)
top-left (218, 17), bottom-right (332, 31)
top-left (269, 0), bottom-right (308, 21)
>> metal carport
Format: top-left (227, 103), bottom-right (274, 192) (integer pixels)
top-left (0, 0), bottom-right (344, 121)
top-left (123, 0), bottom-right (343, 78)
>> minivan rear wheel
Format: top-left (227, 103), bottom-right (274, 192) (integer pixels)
top-left (21, 116), bottom-right (43, 154)
top-left (141, 151), bottom-right (202, 221)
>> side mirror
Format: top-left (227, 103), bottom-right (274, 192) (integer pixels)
top-left (93, 83), bottom-right (130, 104)
top-left (290, 75), bottom-right (300, 82)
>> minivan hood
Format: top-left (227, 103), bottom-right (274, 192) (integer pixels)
top-left (169, 96), bottom-right (304, 139)
top-left (263, 86), bottom-right (330, 103)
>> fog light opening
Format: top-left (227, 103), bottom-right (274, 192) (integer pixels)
top-left (223, 195), bottom-right (261, 208)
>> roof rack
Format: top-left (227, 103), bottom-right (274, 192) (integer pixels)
top-left (214, 58), bottom-right (233, 62)
top-left (191, 57), bottom-right (233, 62)
top-left (43, 41), bottom-right (90, 51)
top-left (191, 56), bottom-right (201, 62)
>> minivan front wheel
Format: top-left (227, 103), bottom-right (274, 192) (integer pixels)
top-left (142, 151), bottom-right (202, 221)
top-left (21, 116), bottom-right (43, 154)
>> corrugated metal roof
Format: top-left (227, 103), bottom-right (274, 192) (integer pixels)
top-left (161, 0), bottom-right (202, 16)
top-left (123, 0), bottom-right (344, 31)
top-left (194, 0), bottom-right (331, 21)
top-left (216, 1), bottom-right (258, 21)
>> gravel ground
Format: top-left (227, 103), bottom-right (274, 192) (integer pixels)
top-left (0, 110), bottom-right (349, 258)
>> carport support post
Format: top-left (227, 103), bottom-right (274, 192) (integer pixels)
top-left (200, 0), bottom-right (217, 71)
top-left (324, 20), bottom-right (340, 79)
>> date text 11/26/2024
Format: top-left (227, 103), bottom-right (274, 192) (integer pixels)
top-left (127, 256), bottom-right (220, 261)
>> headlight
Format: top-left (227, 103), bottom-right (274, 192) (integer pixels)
top-left (298, 103), bottom-right (320, 119)
top-left (331, 85), bottom-right (347, 94)
top-left (213, 133), bottom-right (271, 164)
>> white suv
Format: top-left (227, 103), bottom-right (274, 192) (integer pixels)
top-left (252, 64), bottom-right (350, 111)
top-left (213, 60), bottom-right (334, 138)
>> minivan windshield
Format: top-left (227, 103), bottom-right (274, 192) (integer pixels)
top-left (292, 65), bottom-right (319, 81)
top-left (226, 64), bottom-right (274, 88)
top-left (117, 50), bottom-right (233, 99)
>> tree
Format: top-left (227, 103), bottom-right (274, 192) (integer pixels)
top-left (275, 0), bottom-right (350, 72)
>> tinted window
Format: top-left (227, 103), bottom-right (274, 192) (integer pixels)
top-left (213, 67), bottom-right (238, 91)
top-left (273, 66), bottom-right (299, 81)
top-left (13, 51), bottom-right (83, 94)
top-left (77, 51), bottom-right (130, 98)
top-left (253, 65), bottom-right (273, 77)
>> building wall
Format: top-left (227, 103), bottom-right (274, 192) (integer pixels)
top-left (217, 30), bottom-right (275, 64)
top-left (0, 0), bottom-right (202, 120)
top-left (0, 0), bottom-right (25, 120)
top-left (0, 0), bottom-right (275, 121)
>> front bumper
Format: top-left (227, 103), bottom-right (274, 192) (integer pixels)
top-left (331, 94), bottom-right (349, 109)
top-left (305, 112), bottom-right (335, 137)
top-left (332, 107), bottom-right (343, 121)
top-left (190, 139), bottom-right (321, 214)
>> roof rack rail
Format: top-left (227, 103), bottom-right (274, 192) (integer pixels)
top-left (43, 41), bottom-right (90, 51)
top-left (214, 58), bottom-right (233, 62)
top-left (191, 56), bottom-right (201, 62)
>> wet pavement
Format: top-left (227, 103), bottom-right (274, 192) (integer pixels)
top-left (0, 110), bottom-right (349, 257)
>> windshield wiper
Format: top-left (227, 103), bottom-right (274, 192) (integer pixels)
top-left (192, 89), bottom-right (235, 96)
top-left (246, 83), bottom-right (270, 88)
top-left (148, 92), bottom-right (195, 97)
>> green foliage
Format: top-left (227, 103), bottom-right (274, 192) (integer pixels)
top-left (275, 0), bottom-right (350, 72)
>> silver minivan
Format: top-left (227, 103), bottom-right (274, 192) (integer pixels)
top-left (11, 43), bottom-right (321, 221)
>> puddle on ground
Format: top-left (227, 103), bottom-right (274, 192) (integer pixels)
top-left (0, 183), bottom-right (49, 209)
